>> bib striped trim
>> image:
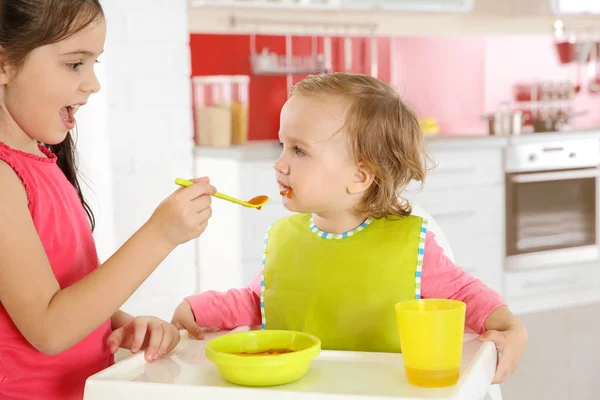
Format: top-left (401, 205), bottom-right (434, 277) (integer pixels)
top-left (309, 215), bottom-right (373, 239)
top-left (415, 218), bottom-right (428, 300)
top-left (260, 223), bottom-right (275, 330)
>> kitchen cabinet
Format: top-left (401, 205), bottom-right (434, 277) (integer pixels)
top-left (193, 140), bottom-right (505, 296)
top-left (193, 133), bottom-right (600, 315)
top-left (194, 150), bottom-right (295, 292)
top-left (403, 147), bottom-right (505, 295)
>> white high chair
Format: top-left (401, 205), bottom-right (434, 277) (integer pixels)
top-left (410, 203), bottom-right (503, 400)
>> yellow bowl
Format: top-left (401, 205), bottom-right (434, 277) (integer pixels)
top-left (205, 330), bottom-right (321, 387)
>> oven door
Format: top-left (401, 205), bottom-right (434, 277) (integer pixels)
top-left (506, 167), bottom-right (600, 271)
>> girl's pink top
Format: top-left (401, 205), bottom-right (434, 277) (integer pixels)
top-left (187, 231), bottom-right (506, 335)
top-left (0, 142), bottom-right (113, 400)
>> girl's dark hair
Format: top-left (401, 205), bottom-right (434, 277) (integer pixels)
top-left (0, 0), bottom-right (104, 230)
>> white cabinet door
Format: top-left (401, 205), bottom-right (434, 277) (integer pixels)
top-left (405, 186), bottom-right (504, 294)
top-left (505, 260), bottom-right (600, 299)
top-left (406, 148), bottom-right (503, 193)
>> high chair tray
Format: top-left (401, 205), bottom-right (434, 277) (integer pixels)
top-left (84, 327), bottom-right (497, 400)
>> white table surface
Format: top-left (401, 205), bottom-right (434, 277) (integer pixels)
top-left (84, 327), bottom-right (497, 400)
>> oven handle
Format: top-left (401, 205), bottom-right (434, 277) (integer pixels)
top-left (510, 168), bottom-right (600, 183)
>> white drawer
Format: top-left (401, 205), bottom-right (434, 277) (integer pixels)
top-left (469, 270), bottom-right (503, 297)
top-left (406, 149), bottom-right (503, 192)
top-left (505, 261), bottom-right (600, 299)
top-left (241, 260), bottom-right (262, 288)
top-left (406, 186), bottom-right (504, 281)
top-left (241, 204), bottom-right (295, 262)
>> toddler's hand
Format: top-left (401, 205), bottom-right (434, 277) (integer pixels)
top-left (106, 316), bottom-right (181, 362)
top-left (171, 300), bottom-right (218, 340)
top-left (478, 324), bottom-right (528, 384)
top-left (149, 177), bottom-right (216, 247)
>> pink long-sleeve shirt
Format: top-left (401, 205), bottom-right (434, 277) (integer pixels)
top-left (187, 231), bottom-right (505, 334)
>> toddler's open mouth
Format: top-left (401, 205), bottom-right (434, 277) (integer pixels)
top-left (279, 184), bottom-right (293, 199)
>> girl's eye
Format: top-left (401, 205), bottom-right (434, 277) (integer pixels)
top-left (67, 62), bottom-right (84, 71)
top-left (294, 146), bottom-right (306, 157)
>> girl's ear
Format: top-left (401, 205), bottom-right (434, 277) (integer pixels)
top-left (0, 46), bottom-right (13, 85)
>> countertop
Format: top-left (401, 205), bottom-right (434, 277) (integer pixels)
top-left (84, 327), bottom-right (498, 400)
top-left (194, 129), bottom-right (600, 162)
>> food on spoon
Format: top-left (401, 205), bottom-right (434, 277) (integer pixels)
top-left (247, 195), bottom-right (269, 210)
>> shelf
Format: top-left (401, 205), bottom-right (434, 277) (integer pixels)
top-left (191, 0), bottom-right (341, 9)
top-left (191, 0), bottom-right (473, 12)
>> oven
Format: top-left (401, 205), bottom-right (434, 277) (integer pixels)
top-left (505, 138), bottom-right (600, 271)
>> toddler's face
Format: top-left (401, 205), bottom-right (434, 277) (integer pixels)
top-left (274, 94), bottom-right (362, 215)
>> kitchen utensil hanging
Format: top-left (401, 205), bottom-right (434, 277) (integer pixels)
top-left (343, 34), bottom-right (352, 72)
top-left (237, 15), bottom-right (377, 77)
top-left (553, 20), bottom-right (597, 95)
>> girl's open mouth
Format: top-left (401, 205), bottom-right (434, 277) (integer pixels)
top-left (59, 105), bottom-right (79, 130)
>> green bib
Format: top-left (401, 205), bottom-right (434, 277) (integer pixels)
top-left (261, 213), bottom-right (427, 353)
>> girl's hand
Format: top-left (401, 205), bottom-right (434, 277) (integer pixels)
top-left (148, 177), bottom-right (216, 247)
top-left (478, 324), bottom-right (528, 384)
top-left (106, 316), bottom-right (181, 362)
top-left (171, 300), bottom-right (218, 340)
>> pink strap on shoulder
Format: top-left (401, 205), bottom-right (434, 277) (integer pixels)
top-left (0, 143), bottom-right (36, 213)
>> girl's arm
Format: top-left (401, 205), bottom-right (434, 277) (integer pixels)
top-left (0, 164), bottom-right (213, 355)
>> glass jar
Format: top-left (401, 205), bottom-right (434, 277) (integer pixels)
top-left (229, 76), bottom-right (250, 145)
top-left (192, 75), bottom-right (250, 147)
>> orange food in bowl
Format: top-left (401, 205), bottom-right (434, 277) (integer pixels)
top-left (235, 348), bottom-right (294, 356)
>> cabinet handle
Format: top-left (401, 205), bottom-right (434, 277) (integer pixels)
top-left (432, 210), bottom-right (477, 219)
top-left (523, 277), bottom-right (579, 289)
top-left (435, 166), bottom-right (477, 175)
top-left (542, 146), bottom-right (564, 153)
top-left (510, 168), bottom-right (600, 183)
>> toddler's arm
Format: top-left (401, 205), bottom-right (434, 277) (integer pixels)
top-left (183, 274), bottom-right (262, 331)
top-left (421, 231), bottom-right (506, 333)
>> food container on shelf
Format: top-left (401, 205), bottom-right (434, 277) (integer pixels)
top-left (192, 75), bottom-right (250, 147)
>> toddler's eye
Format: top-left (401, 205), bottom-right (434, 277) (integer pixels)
top-left (294, 146), bottom-right (306, 157)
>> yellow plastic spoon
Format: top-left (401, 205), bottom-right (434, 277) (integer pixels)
top-left (175, 178), bottom-right (269, 210)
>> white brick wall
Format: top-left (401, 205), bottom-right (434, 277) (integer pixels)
top-left (79, 0), bottom-right (196, 321)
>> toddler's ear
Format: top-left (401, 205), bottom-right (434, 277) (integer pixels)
top-left (347, 164), bottom-right (374, 194)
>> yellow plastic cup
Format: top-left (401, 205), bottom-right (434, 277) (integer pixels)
top-left (395, 299), bottom-right (466, 388)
